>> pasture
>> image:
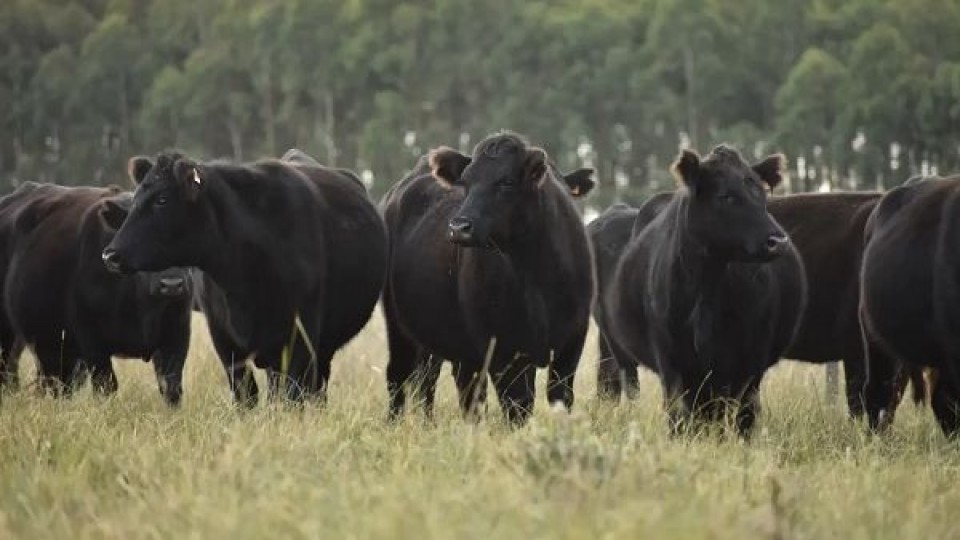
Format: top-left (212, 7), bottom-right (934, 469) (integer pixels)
top-left (0, 313), bottom-right (955, 539)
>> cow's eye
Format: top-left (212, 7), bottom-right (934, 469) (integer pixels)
top-left (155, 195), bottom-right (168, 207)
top-left (718, 193), bottom-right (737, 205)
top-left (498, 178), bottom-right (517, 189)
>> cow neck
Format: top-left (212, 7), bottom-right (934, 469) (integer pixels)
top-left (494, 195), bottom-right (551, 273)
top-left (192, 169), bottom-right (271, 300)
top-left (664, 195), bottom-right (729, 300)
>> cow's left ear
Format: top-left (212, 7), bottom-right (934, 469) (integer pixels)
top-left (127, 156), bottom-right (154, 186)
top-left (173, 159), bottom-right (204, 201)
top-left (98, 198), bottom-right (129, 231)
top-left (563, 168), bottom-right (595, 197)
top-left (429, 147), bottom-right (472, 187)
top-left (752, 153), bottom-right (787, 190)
top-left (524, 147), bottom-right (548, 187)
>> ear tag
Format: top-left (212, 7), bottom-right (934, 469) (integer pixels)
top-left (192, 168), bottom-right (202, 186)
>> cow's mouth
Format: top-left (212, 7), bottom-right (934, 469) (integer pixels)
top-left (448, 234), bottom-right (495, 249)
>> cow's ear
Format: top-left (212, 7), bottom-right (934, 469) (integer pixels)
top-left (173, 159), bottom-right (204, 201)
top-left (127, 156), bottom-right (153, 186)
top-left (524, 147), bottom-right (548, 187)
top-left (98, 199), bottom-right (129, 231)
top-left (563, 168), bottom-right (595, 197)
top-left (428, 146), bottom-right (471, 187)
top-left (752, 153), bottom-right (787, 189)
top-left (670, 149), bottom-right (701, 190)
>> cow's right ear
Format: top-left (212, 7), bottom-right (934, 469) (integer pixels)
top-left (127, 156), bottom-right (154, 186)
top-left (98, 199), bottom-right (129, 231)
top-left (428, 146), bottom-right (472, 187)
top-left (670, 149), bottom-right (701, 190)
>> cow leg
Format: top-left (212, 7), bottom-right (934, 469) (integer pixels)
top-left (549, 331), bottom-right (586, 412)
top-left (843, 351), bottom-right (868, 419)
top-left (149, 315), bottom-right (190, 406)
top-left (0, 321), bottom-right (20, 391)
top-left (660, 365), bottom-right (705, 436)
top-left (623, 365), bottom-right (641, 400)
top-left (0, 336), bottom-right (22, 392)
top-left (492, 359), bottom-right (536, 427)
top-left (300, 344), bottom-right (334, 405)
top-left (151, 351), bottom-right (186, 407)
top-left (930, 368), bottom-right (960, 437)
top-left (416, 351), bottom-right (444, 418)
top-left (452, 361), bottom-right (487, 421)
top-left (734, 380), bottom-right (762, 438)
top-left (227, 361), bottom-right (259, 407)
top-left (660, 369), bottom-right (686, 435)
top-left (384, 312), bottom-right (419, 420)
top-left (88, 357), bottom-right (119, 396)
top-left (267, 345), bottom-right (315, 404)
top-left (206, 322), bottom-right (257, 407)
top-left (151, 355), bottom-right (183, 406)
top-left (596, 332), bottom-right (622, 402)
top-left (862, 341), bottom-right (901, 432)
top-left (33, 337), bottom-right (82, 397)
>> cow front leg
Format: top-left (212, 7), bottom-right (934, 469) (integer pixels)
top-left (492, 359), bottom-right (536, 427)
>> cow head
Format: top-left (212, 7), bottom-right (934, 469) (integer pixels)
top-left (672, 145), bottom-right (789, 262)
top-left (102, 152), bottom-right (207, 274)
top-left (431, 133), bottom-right (567, 248)
top-left (97, 194), bottom-right (191, 298)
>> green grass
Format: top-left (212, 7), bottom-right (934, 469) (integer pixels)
top-left (0, 312), bottom-right (957, 539)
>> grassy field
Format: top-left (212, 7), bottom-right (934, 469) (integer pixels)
top-left (0, 312), bottom-right (957, 540)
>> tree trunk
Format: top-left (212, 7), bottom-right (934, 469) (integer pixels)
top-left (683, 45), bottom-right (698, 148)
top-left (316, 92), bottom-right (337, 166)
top-left (263, 62), bottom-right (276, 157)
top-left (228, 120), bottom-right (244, 162)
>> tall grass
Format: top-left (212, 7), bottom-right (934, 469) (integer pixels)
top-left (0, 313), bottom-right (956, 539)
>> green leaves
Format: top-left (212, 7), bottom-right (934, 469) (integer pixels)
top-left (2, 0), bottom-right (960, 195)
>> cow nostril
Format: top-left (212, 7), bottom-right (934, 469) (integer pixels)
top-left (766, 234), bottom-right (788, 250)
top-left (159, 278), bottom-right (185, 294)
top-left (448, 218), bottom-right (474, 235)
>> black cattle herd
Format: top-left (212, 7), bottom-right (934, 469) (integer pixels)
top-left (0, 131), bottom-right (955, 437)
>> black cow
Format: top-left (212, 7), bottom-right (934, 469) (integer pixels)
top-left (381, 132), bottom-right (595, 425)
top-left (102, 150), bottom-right (387, 405)
top-left (0, 183), bottom-right (191, 403)
top-left (595, 191), bottom-right (925, 420)
top-left (589, 197), bottom-right (670, 399)
top-left (599, 145), bottom-right (806, 435)
top-left (860, 175), bottom-right (960, 435)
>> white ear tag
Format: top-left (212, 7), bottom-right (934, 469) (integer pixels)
top-left (192, 168), bottom-right (202, 186)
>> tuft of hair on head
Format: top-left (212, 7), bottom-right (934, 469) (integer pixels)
top-left (475, 131), bottom-right (528, 158)
top-left (707, 144), bottom-right (743, 163)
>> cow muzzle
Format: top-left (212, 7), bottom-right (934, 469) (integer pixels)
top-left (448, 217), bottom-right (480, 246)
top-left (101, 248), bottom-right (133, 274)
top-left (156, 277), bottom-right (186, 297)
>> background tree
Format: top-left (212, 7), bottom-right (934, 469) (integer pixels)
top-left (2, 0), bottom-right (959, 201)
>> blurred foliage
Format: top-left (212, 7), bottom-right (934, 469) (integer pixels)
top-left (2, 0), bottom-right (960, 205)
